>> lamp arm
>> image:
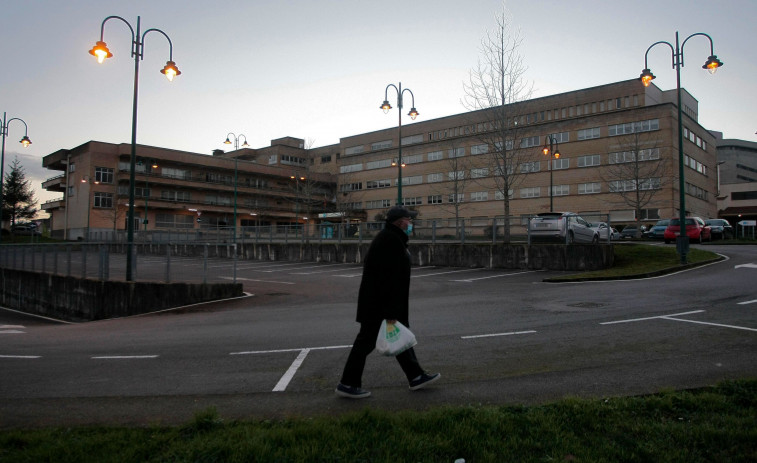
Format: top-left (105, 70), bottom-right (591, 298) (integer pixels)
top-left (100, 15), bottom-right (136, 51)
top-left (643, 40), bottom-right (675, 70)
top-left (142, 28), bottom-right (176, 61)
top-left (384, 83), bottom-right (399, 106)
top-left (402, 88), bottom-right (416, 110)
top-left (680, 32), bottom-right (716, 64)
top-left (6, 117), bottom-right (29, 136)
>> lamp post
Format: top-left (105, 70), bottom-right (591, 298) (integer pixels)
top-left (81, 176), bottom-right (100, 240)
top-left (640, 31), bottom-right (722, 264)
top-left (380, 82), bottom-right (419, 206)
top-left (290, 172), bottom-right (305, 229)
top-left (223, 133), bottom-right (249, 243)
top-left (89, 15), bottom-right (181, 281)
top-left (541, 135), bottom-right (561, 213)
top-left (0, 112), bottom-right (33, 244)
top-left (137, 159), bottom-right (157, 231)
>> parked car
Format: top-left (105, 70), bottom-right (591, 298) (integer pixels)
top-left (664, 217), bottom-right (711, 244)
top-left (10, 223), bottom-right (40, 236)
top-left (704, 218), bottom-right (733, 240)
top-left (647, 219), bottom-right (670, 240)
top-left (529, 212), bottom-right (599, 244)
top-left (590, 222), bottom-right (619, 241)
top-left (620, 224), bottom-right (647, 239)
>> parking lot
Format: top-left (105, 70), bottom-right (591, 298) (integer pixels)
top-left (1, 244), bottom-right (756, 427)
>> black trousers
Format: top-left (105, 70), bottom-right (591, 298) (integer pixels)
top-left (340, 319), bottom-right (424, 388)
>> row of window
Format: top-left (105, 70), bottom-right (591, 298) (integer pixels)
top-left (339, 119), bottom-right (660, 174)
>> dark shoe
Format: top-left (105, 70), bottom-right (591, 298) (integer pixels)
top-left (409, 372), bottom-right (441, 391)
top-left (335, 383), bottom-right (371, 399)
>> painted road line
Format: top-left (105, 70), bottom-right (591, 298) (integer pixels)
top-left (273, 349), bottom-right (311, 392)
top-left (0, 330), bottom-right (25, 334)
top-left (230, 345), bottom-right (352, 356)
top-left (221, 277), bottom-right (295, 285)
top-left (452, 270), bottom-right (540, 282)
top-left (461, 330), bottom-right (537, 340)
top-left (737, 299), bottom-right (757, 305)
top-left (412, 268), bottom-right (485, 278)
top-left (600, 310), bottom-right (705, 325)
top-left (660, 316), bottom-right (757, 332)
top-left (0, 355), bottom-right (40, 359)
top-left (734, 263), bottom-right (757, 269)
top-left (1, 325), bottom-right (25, 334)
top-left (91, 355), bottom-right (159, 359)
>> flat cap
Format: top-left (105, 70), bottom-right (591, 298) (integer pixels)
top-left (385, 205), bottom-right (418, 223)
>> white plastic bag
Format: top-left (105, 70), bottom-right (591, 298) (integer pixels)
top-left (375, 320), bottom-right (417, 356)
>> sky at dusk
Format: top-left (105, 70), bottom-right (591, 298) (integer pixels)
top-left (2, 0), bottom-right (755, 213)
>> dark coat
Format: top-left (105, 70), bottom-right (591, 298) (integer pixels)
top-left (356, 222), bottom-right (411, 325)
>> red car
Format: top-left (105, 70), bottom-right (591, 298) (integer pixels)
top-left (664, 217), bottom-right (711, 244)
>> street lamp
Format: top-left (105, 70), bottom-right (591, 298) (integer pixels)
top-left (290, 173), bottom-right (306, 226)
top-left (640, 31), bottom-right (722, 264)
top-left (89, 15), bottom-right (181, 281)
top-left (541, 135), bottom-right (561, 213)
top-left (0, 112), bottom-right (32, 244)
top-left (137, 159), bottom-right (157, 231)
top-left (222, 133), bottom-right (249, 243)
top-left (81, 176), bottom-right (100, 240)
top-left (380, 82), bottom-right (419, 206)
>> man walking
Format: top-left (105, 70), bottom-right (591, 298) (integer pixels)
top-left (336, 206), bottom-right (440, 399)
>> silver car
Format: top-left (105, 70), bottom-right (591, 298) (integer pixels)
top-left (529, 212), bottom-right (600, 244)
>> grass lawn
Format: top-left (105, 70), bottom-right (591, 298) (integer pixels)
top-left (1, 380), bottom-right (755, 462)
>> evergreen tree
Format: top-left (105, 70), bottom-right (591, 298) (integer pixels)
top-left (2, 157), bottom-right (38, 226)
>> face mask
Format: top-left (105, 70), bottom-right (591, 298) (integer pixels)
top-left (405, 223), bottom-right (413, 236)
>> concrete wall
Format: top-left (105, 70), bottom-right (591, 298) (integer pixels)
top-left (0, 269), bottom-right (243, 322)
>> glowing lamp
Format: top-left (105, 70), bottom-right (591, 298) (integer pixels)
top-left (88, 41), bottom-right (113, 63)
top-left (160, 60), bottom-right (181, 81)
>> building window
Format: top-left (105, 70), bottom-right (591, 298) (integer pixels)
top-left (403, 154), bottom-right (423, 165)
top-left (471, 167), bottom-right (489, 178)
top-left (448, 147), bottom-right (465, 158)
top-left (344, 145), bottom-right (365, 156)
top-left (495, 190), bottom-right (514, 200)
top-left (548, 132), bottom-right (570, 143)
top-left (156, 213), bottom-right (194, 229)
top-left (401, 134), bottom-right (424, 146)
top-left (366, 179), bottom-right (392, 189)
top-left (93, 192), bottom-right (113, 208)
top-left (340, 182), bottom-right (363, 192)
top-left (608, 119), bottom-right (659, 136)
top-left (520, 161), bottom-right (540, 173)
top-left (366, 159), bottom-right (393, 170)
top-left (448, 170), bottom-right (465, 180)
top-left (427, 172), bottom-right (443, 183)
top-left (470, 191), bottom-right (489, 201)
top-left (578, 182), bottom-right (601, 194)
top-left (320, 155), bottom-right (332, 163)
top-left (577, 127), bottom-right (601, 140)
top-left (400, 175), bottom-right (422, 186)
top-left (401, 197), bottom-right (422, 206)
top-left (428, 195), bottom-right (443, 204)
top-left (551, 185), bottom-right (569, 196)
top-left (366, 199), bottom-right (392, 209)
top-left (520, 187), bottom-right (540, 198)
top-left (519, 136), bottom-right (540, 148)
top-left (340, 163), bottom-right (363, 174)
top-left (95, 167), bottom-right (114, 184)
top-left (448, 194), bottom-right (464, 203)
top-left (577, 154), bottom-right (601, 167)
top-left (371, 140), bottom-right (392, 151)
top-left (552, 158), bottom-right (569, 170)
top-left (471, 144), bottom-right (488, 155)
top-left (427, 150), bottom-right (443, 161)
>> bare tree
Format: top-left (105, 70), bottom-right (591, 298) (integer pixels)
top-left (462, 6), bottom-right (535, 242)
top-left (430, 139), bottom-right (473, 235)
top-left (600, 132), bottom-right (672, 236)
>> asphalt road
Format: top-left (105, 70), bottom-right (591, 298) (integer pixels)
top-left (1, 243), bottom-right (756, 428)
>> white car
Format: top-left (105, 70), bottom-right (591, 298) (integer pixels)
top-left (590, 222), bottom-right (619, 241)
top-left (529, 212), bottom-right (600, 244)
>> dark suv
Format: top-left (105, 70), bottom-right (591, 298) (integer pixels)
top-left (704, 219), bottom-right (733, 239)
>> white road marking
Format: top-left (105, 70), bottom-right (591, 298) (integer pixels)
top-left (1, 325), bottom-right (25, 334)
top-left (230, 345), bottom-right (352, 392)
top-left (91, 355), bottom-right (159, 359)
top-left (461, 330), bottom-right (537, 339)
top-left (273, 349), bottom-right (310, 392)
top-left (734, 263), bottom-right (757, 269)
top-left (0, 330), bottom-right (25, 334)
top-left (452, 270), bottom-right (540, 282)
top-left (600, 310), bottom-right (705, 325)
top-left (601, 310), bottom-right (756, 332)
top-left (0, 355), bottom-right (40, 359)
top-left (221, 277), bottom-right (295, 285)
top-left (737, 299), bottom-right (757, 305)
top-left (412, 268), bottom-right (485, 278)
